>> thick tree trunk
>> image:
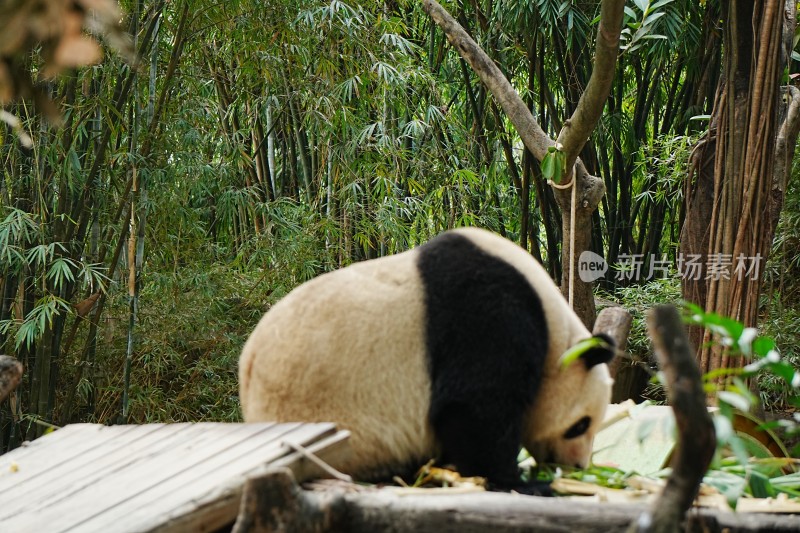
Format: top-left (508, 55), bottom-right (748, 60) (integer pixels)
top-left (680, 0), bottom-right (799, 374)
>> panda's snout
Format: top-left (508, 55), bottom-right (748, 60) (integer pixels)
top-left (534, 450), bottom-right (583, 469)
top-left (532, 440), bottom-right (591, 469)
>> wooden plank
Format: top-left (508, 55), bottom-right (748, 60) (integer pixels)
top-left (0, 423), bottom-right (91, 463)
top-left (3, 423), bottom-right (256, 532)
top-left (0, 424), bottom-right (184, 516)
top-left (151, 430), bottom-right (352, 533)
top-left (0, 422), bottom-right (350, 533)
top-left (67, 422), bottom-right (293, 533)
top-left (0, 423), bottom-right (168, 512)
top-left (0, 423), bottom-right (141, 495)
top-left (0, 423), bottom-right (204, 526)
top-left (72, 423), bottom-right (341, 533)
top-left (144, 426), bottom-right (349, 533)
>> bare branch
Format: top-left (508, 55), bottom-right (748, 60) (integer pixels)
top-left (423, 0), bottom-right (624, 325)
top-left (774, 85), bottom-right (800, 192)
top-left (237, 467), bottom-right (800, 532)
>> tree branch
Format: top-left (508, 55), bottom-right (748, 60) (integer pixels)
top-left (631, 305), bottom-right (716, 533)
top-left (774, 85), bottom-right (800, 193)
top-left (423, 0), bottom-right (624, 177)
top-left (593, 306), bottom-right (633, 352)
top-left (236, 468), bottom-right (800, 532)
top-left (556, 0), bottom-right (625, 171)
top-left (422, 0), bottom-right (553, 161)
top-left (422, 0), bottom-right (624, 327)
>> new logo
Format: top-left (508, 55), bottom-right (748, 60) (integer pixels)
top-left (578, 251), bottom-right (608, 282)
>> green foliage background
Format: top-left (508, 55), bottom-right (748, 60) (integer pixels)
top-left (0, 0), bottom-right (799, 449)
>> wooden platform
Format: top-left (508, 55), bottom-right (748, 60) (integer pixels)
top-left (0, 422), bottom-right (350, 533)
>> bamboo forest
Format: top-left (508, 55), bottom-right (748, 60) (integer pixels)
top-left (1, 0), bottom-right (800, 460)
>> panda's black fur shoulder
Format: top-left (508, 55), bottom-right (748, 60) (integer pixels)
top-left (416, 231), bottom-right (549, 489)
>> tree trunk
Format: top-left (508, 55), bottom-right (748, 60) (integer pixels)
top-left (680, 0), bottom-right (800, 375)
top-left (423, 0), bottom-right (624, 327)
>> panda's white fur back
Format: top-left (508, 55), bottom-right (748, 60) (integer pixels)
top-left (239, 226), bottom-right (614, 485)
top-left (239, 247), bottom-right (436, 478)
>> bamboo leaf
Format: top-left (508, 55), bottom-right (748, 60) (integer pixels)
top-left (623, 6), bottom-right (638, 19)
top-left (649, 0), bottom-right (677, 11)
top-left (541, 152), bottom-right (556, 180)
top-left (718, 390), bottom-right (751, 412)
top-left (559, 337), bottom-right (611, 368)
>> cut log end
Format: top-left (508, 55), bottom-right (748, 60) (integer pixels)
top-left (593, 306), bottom-right (633, 352)
top-left (0, 355), bottom-right (23, 403)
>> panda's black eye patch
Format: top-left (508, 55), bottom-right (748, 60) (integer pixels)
top-left (564, 416), bottom-right (591, 439)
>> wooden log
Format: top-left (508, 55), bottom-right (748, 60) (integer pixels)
top-left (593, 306), bottom-right (633, 352)
top-left (234, 469), bottom-right (800, 533)
top-left (610, 358), bottom-right (652, 404)
top-left (232, 467), bottom-right (344, 533)
top-left (592, 306), bottom-right (647, 403)
top-left (0, 355), bottom-right (23, 403)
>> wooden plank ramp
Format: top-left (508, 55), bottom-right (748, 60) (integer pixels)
top-left (0, 422), bottom-right (351, 533)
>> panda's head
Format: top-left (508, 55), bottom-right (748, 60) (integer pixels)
top-left (523, 334), bottom-right (615, 469)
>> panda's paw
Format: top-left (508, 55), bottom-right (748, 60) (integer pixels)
top-left (490, 480), bottom-right (553, 497)
top-left (513, 481), bottom-right (554, 497)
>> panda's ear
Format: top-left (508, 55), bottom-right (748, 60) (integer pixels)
top-left (561, 333), bottom-right (616, 369)
top-left (579, 333), bottom-right (616, 369)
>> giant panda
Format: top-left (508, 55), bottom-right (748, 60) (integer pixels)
top-left (239, 227), bottom-right (615, 491)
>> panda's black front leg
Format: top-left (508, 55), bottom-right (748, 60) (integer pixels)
top-left (432, 401), bottom-right (529, 490)
top-left (501, 479), bottom-right (554, 496)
